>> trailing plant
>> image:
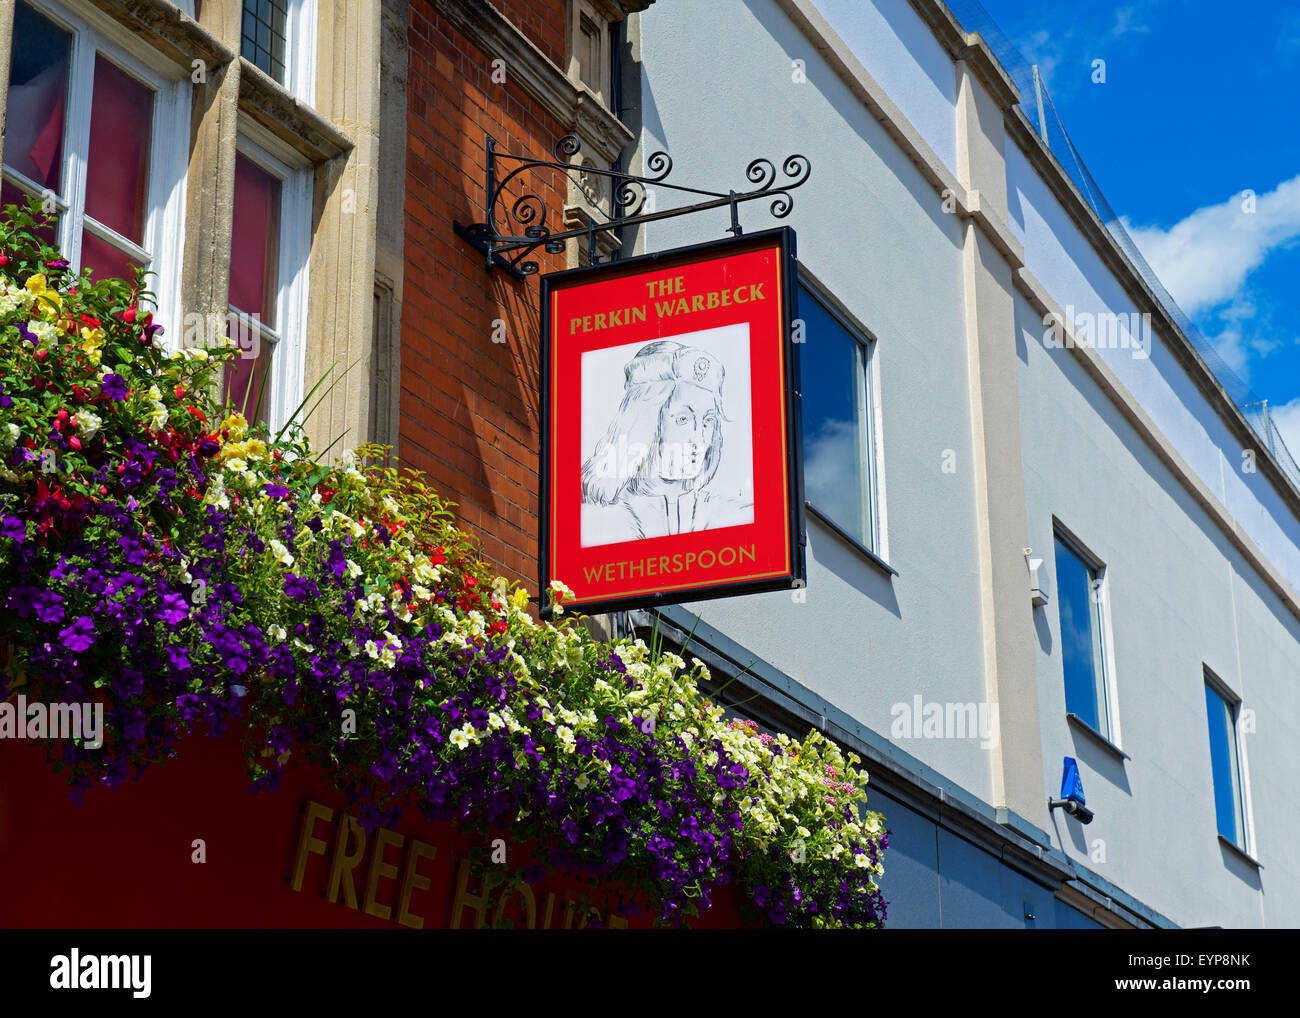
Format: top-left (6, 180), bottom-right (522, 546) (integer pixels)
top-left (0, 197), bottom-right (887, 927)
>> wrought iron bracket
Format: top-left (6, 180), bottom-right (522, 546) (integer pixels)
top-left (453, 134), bottom-right (811, 280)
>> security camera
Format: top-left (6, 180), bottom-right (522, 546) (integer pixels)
top-left (1049, 797), bottom-right (1094, 825)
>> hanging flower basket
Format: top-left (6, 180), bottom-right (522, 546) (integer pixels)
top-left (0, 197), bottom-right (888, 928)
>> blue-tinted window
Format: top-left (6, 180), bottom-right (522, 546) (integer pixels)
top-left (1204, 680), bottom-right (1245, 848)
top-left (1054, 532), bottom-right (1109, 736)
top-left (799, 284), bottom-right (873, 549)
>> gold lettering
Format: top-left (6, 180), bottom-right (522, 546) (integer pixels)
top-left (493, 879), bottom-right (538, 929)
top-left (450, 859), bottom-right (495, 929)
top-left (327, 814), bottom-right (367, 908)
top-left (740, 544), bottom-right (757, 564)
top-left (290, 800), bottom-right (333, 893)
top-left (396, 839), bottom-right (437, 929)
top-left (691, 295), bottom-right (705, 313)
top-left (363, 826), bottom-right (404, 921)
top-left (569, 317), bottom-right (582, 334)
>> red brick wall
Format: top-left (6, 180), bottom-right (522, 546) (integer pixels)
top-left (402, 0), bottom-right (571, 587)
top-left (489, 0), bottom-right (568, 70)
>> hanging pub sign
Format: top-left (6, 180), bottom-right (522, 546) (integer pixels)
top-left (540, 227), bottom-right (805, 616)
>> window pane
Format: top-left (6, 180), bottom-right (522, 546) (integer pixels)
top-left (1055, 535), bottom-right (1105, 733)
top-left (230, 153), bottom-right (282, 326)
top-left (222, 321), bottom-right (273, 427)
top-left (5, 1), bottom-right (71, 193)
top-left (1, 178), bottom-right (58, 246)
top-left (241, 0), bottom-right (288, 83)
top-left (1204, 683), bottom-right (1243, 846)
top-left (80, 229), bottom-right (142, 286)
top-left (84, 56), bottom-right (154, 246)
top-left (800, 288), bottom-right (870, 546)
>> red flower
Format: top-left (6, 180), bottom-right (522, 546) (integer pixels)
top-left (490, 619), bottom-right (509, 635)
top-left (121, 307), bottom-right (138, 324)
top-left (430, 546), bottom-right (446, 567)
top-left (317, 485), bottom-right (338, 504)
top-left (174, 386), bottom-right (185, 399)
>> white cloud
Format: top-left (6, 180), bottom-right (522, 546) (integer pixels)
top-left (1011, 2), bottom-right (1159, 97)
top-left (1109, 4), bottom-right (1155, 39)
top-left (1124, 175), bottom-right (1300, 317)
top-left (803, 418), bottom-right (866, 540)
top-left (1267, 398), bottom-right (1300, 461)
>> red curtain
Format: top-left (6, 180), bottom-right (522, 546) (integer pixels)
top-left (84, 56), bottom-right (154, 244)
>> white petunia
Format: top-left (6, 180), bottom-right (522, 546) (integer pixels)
top-left (268, 539), bottom-right (295, 567)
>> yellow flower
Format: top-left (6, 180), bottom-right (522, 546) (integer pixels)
top-left (244, 439), bottom-right (267, 459)
top-left (24, 274), bottom-right (61, 317)
top-left (80, 326), bottom-right (105, 359)
top-left (220, 412), bottom-right (248, 441)
top-left (512, 588), bottom-right (530, 609)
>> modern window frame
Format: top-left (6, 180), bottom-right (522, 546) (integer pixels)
top-left (240, 0), bottom-right (317, 104)
top-left (3, 0), bottom-right (190, 334)
top-left (1202, 668), bottom-right (1255, 858)
top-left (1052, 520), bottom-right (1121, 748)
top-left (229, 127), bottom-right (312, 434)
top-left (796, 266), bottom-right (886, 560)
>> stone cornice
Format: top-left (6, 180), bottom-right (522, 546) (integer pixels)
top-left (237, 58), bottom-right (353, 164)
top-left (435, 0), bottom-right (634, 165)
top-left (906, 0), bottom-right (1020, 110)
top-left (84, 0), bottom-right (235, 70)
top-left (587, 0), bottom-right (657, 18)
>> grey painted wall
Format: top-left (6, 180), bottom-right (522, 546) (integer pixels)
top-left (637, 0), bottom-right (996, 805)
top-left (631, 0), bottom-right (1299, 926)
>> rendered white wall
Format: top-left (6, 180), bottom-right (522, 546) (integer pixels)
top-left (638, 0), bottom-right (995, 802)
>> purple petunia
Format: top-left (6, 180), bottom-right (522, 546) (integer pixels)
top-left (283, 574), bottom-right (320, 601)
top-left (1, 515), bottom-right (25, 542)
top-left (59, 615), bottom-right (96, 653)
top-left (264, 483), bottom-right (291, 499)
top-left (101, 373), bottom-right (129, 401)
top-left (157, 592), bottom-right (190, 625)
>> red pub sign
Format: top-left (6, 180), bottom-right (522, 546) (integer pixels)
top-left (541, 229), bottom-right (806, 615)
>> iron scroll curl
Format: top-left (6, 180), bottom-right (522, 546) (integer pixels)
top-left (453, 133), bottom-right (811, 279)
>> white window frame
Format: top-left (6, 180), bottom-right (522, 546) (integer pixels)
top-left (3, 0), bottom-right (190, 335)
top-left (229, 126), bottom-right (312, 436)
top-left (240, 0), bottom-right (316, 104)
top-left (796, 271), bottom-right (886, 558)
top-left (1052, 521), bottom-right (1122, 748)
top-left (1203, 669), bottom-right (1257, 858)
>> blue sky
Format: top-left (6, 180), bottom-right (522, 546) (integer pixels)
top-left (976, 0), bottom-right (1300, 453)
